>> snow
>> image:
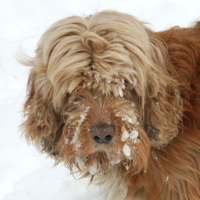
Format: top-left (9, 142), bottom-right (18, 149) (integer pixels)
top-left (117, 112), bottom-right (137, 125)
top-left (133, 78), bottom-right (137, 86)
top-left (106, 79), bottom-right (111, 84)
top-left (76, 157), bottom-right (85, 167)
top-left (130, 130), bottom-right (139, 140)
top-left (1, 0), bottom-right (200, 200)
top-left (131, 103), bottom-right (135, 107)
top-left (121, 126), bottom-right (139, 143)
top-left (3, 163), bottom-right (103, 200)
top-left (71, 106), bottom-right (89, 144)
top-left (89, 163), bottom-right (100, 175)
top-left (118, 85), bottom-right (123, 97)
top-left (121, 127), bottom-right (130, 142)
top-left (65, 138), bottom-right (69, 144)
top-left (123, 144), bottom-right (131, 157)
top-left (110, 158), bottom-right (121, 166)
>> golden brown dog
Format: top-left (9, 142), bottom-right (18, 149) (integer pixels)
top-left (20, 11), bottom-right (200, 200)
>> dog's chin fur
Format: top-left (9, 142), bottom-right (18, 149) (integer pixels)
top-left (19, 11), bottom-right (200, 200)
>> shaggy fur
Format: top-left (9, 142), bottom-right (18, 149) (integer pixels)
top-left (20, 11), bottom-right (200, 200)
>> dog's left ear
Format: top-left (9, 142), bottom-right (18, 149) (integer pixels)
top-left (143, 30), bottom-right (183, 147)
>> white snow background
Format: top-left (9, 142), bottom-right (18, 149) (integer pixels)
top-left (1, 0), bottom-right (200, 199)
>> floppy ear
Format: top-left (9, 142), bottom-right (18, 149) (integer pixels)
top-left (143, 30), bottom-right (183, 147)
top-left (20, 59), bottom-right (63, 157)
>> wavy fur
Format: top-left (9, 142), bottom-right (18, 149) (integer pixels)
top-left (20, 11), bottom-right (200, 200)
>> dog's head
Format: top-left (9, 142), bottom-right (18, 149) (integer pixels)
top-left (20, 11), bottom-right (182, 175)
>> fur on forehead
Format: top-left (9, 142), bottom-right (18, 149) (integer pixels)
top-left (31, 11), bottom-right (169, 108)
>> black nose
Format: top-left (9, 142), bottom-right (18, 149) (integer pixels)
top-left (89, 124), bottom-right (115, 144)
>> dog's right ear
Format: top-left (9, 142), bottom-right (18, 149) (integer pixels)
top-left (19, 57), bottom-right (63, 157)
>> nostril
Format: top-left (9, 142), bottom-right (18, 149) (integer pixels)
top-left (93, 135), bottom-right (113, 143)
top-left (89, 124), bottom-right (115, 144)
top-left (94, 136), bottom-right (100, 141)
top-left (105, 135), bottom-right (112, 142)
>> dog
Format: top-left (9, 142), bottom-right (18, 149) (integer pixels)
top-left (20, 11), bottom-right (200, 200)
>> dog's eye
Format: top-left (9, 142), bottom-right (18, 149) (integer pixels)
top-left (124, 79), bottom-right (129, 86)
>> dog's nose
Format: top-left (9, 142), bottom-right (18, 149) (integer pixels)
top-left (89, 124), bottom-right (115, 144)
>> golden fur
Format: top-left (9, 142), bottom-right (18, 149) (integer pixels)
top-left (20, 11), bottom-right (200, 200)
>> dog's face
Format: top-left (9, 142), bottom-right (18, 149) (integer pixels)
top-left (21, 11), bottom-right (182, 175)
top-left (59, 89), bottom-right (149, 174)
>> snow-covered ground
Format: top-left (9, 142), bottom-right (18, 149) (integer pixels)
top-left (1, 0), bottom-right (200, 199)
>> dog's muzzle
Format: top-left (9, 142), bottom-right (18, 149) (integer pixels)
top-left (89, 124), bottom-right (115, 144)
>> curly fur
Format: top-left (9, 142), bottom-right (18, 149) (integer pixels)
top-left (19, 11), bottom-right (200, 200)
